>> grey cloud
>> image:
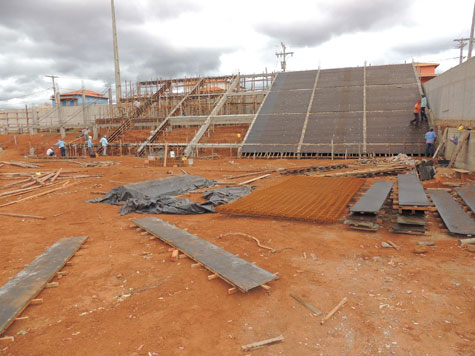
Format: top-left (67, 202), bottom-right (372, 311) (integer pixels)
top-left (391, 36), bottom-right (455, 57)
top-left (255, 0), bottom-right (412, 47)
top-left (0, 0), bottom-right (221, 108)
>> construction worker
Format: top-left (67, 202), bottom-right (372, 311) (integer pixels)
top-left (87, 136), bottom-right (94, 157)
top-left (410, 100), bottom-right (421, 127)
top-left (78, 127), bottom-right (89, 141)
top-left (420, 94), bottom-right (428, 122)
top-left (424, 128), bottom-right (437, 157)
top-left (54, 138), bottom-right (66, 157)
top-left (100, 134), bottom-right (108, 156)
top-left (46, 147), bottom-right (55, 157)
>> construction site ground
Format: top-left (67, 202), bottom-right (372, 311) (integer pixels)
top-left (0, 134), bottom-right (474, 356)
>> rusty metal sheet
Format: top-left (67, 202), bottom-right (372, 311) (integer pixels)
top-left (218, 176), bottom-right (365, 223)
top-left (455, 184), bottom-right (475, 213)
top-left (0, 236), bottom-right (87, 335)
top-left (133, 218), bottom-right (278, 292)
top-left (428, 190), bottom-right (475, 236)
top-left (350, 181), bottom-right (394, 213)
top-left (398, 174), bottom-right (430, 206)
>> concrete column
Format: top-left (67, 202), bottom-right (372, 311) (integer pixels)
top-left (93, 124), bottom-right (98, 140)
top-left (55, 92), bottom-right (65, 138)
top-left (31, 108), bottom-right (39, 134)
top-left (82, 89), bottom-right (88, 127)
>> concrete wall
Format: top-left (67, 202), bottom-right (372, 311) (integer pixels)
top-left (425, 57), bottom-right (475, 124)
top-left (444, 128), bottom-right (475, 171)
top-left (0, 104), bottom-right (118, 133)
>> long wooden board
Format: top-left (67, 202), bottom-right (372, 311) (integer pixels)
top-left (398, 174), bottom-right (430, 206)
top-left (133, 217), bottom-right (278, 292)
top-left (0, 236), bottom-right (87, 335)
top-left (428, 190), bottom-right (475, 236)
top-left (350, 181), bottom-right (393, 213)
top-left (455, 184), bottom-right (475, 214)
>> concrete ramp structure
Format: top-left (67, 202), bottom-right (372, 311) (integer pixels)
top-left (240, 63), bottom-right (426, 157)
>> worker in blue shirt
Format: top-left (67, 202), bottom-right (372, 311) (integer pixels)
top-left (424, 128), bottom-right (437, 157)
top-left (87, 136), bottom-right (94, 157)
top-left (55, 139), bottom-right (66, 157)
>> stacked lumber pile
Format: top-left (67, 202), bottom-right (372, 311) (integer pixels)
top-left (317, 164), bottom-right (409, 178)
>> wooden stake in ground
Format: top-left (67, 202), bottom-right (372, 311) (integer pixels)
top-left (290, 294), bottom-right (323, 316)
top-left (241, 335), bottom-right (284, 352)
top-left (321, 297), bottom-right (348, 325)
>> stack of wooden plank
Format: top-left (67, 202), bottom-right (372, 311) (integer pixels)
top-left (345, 181), bottom-right (394, 231)
top-left (392, 174), bottom-right (433, 235)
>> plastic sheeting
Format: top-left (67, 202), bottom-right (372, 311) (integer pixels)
top-left (90, 175), bottom-right (252, 216)
top-left (202, 185), bottom-right (253, 206)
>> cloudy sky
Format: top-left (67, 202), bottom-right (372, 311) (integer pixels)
top-left (0, 0), bottom-right (473, 108)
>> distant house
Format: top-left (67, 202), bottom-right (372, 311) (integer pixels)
top-left (51, 90), bottom-right (108, 107)
top-left (414, 63), bottom-right (439, 85)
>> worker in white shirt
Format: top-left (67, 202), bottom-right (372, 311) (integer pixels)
top-left (46, 147), bottom-right (54, 157)
top-left (100, 135), bottom-right (108, 156)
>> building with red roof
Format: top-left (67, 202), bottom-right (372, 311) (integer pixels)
top-left (51, 90), bottom-right (108, 107)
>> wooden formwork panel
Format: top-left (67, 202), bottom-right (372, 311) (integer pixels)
top-left (0, 236), bottom-right (87, 336)
top-left (133, 218), bottom-right (278, 292)
top-left (217, 176), bottom-right (365, 223)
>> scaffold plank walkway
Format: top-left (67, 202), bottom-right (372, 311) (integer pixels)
top-left (350, 181), bottom-right (394, 213)
top-left (0, 236), bottom-right (87, 335)
top-left (455, 184), bottom-right (475, 214)
top-left (428, 190), bottom-right (475, 236)
top-left (397, 174), bottom-right (430, 207)
top-left (132, 217), bottom-right (278, 292)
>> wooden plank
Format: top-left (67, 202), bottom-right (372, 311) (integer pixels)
top-left (428, 189), bottom-right (475, 236)
top-left (241, 335), bottom-right (284, 352)
top-left (0, 181), bottom-right (70, 208)
top-left (133, 217), bottom-right (278, 292)
top-left (321, 297), bottom-right (347, 325)
top-left (448, 132), bottom-right (469, 168)
top-left (0, 212), bottom-right (46, 220)
top-left (237, 174), bottom-right (271, 186)
top-left (455, 184), bottom-right (475, 214)
top-left (290, 293), bottom-right (323, 316)
top-left (350, 181), bottom-right (393, 213)
top-left (0, 236), bottom-right (87, 335)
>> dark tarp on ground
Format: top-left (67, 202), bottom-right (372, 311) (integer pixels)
top-left (89, 175), bottom-right (252, 216)
top-left (202, 185), bottom-right (253, 206)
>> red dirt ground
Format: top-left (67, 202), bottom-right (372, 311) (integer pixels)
top-left (200, 125), bottom-right (249, 144)
top-left (0, 134), bottom-right (474, 356)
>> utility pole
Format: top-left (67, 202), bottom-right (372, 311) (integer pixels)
top-left (454, 38), bottom-right (475, 64)
top-left (45, 75), bottom-right (59, 98)
top-left (468, 1), bottom-right (475, 58)
top-left (111, 0), bottom-right (122, 106)
top-left (275, 42), bottom-right (294, 72)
